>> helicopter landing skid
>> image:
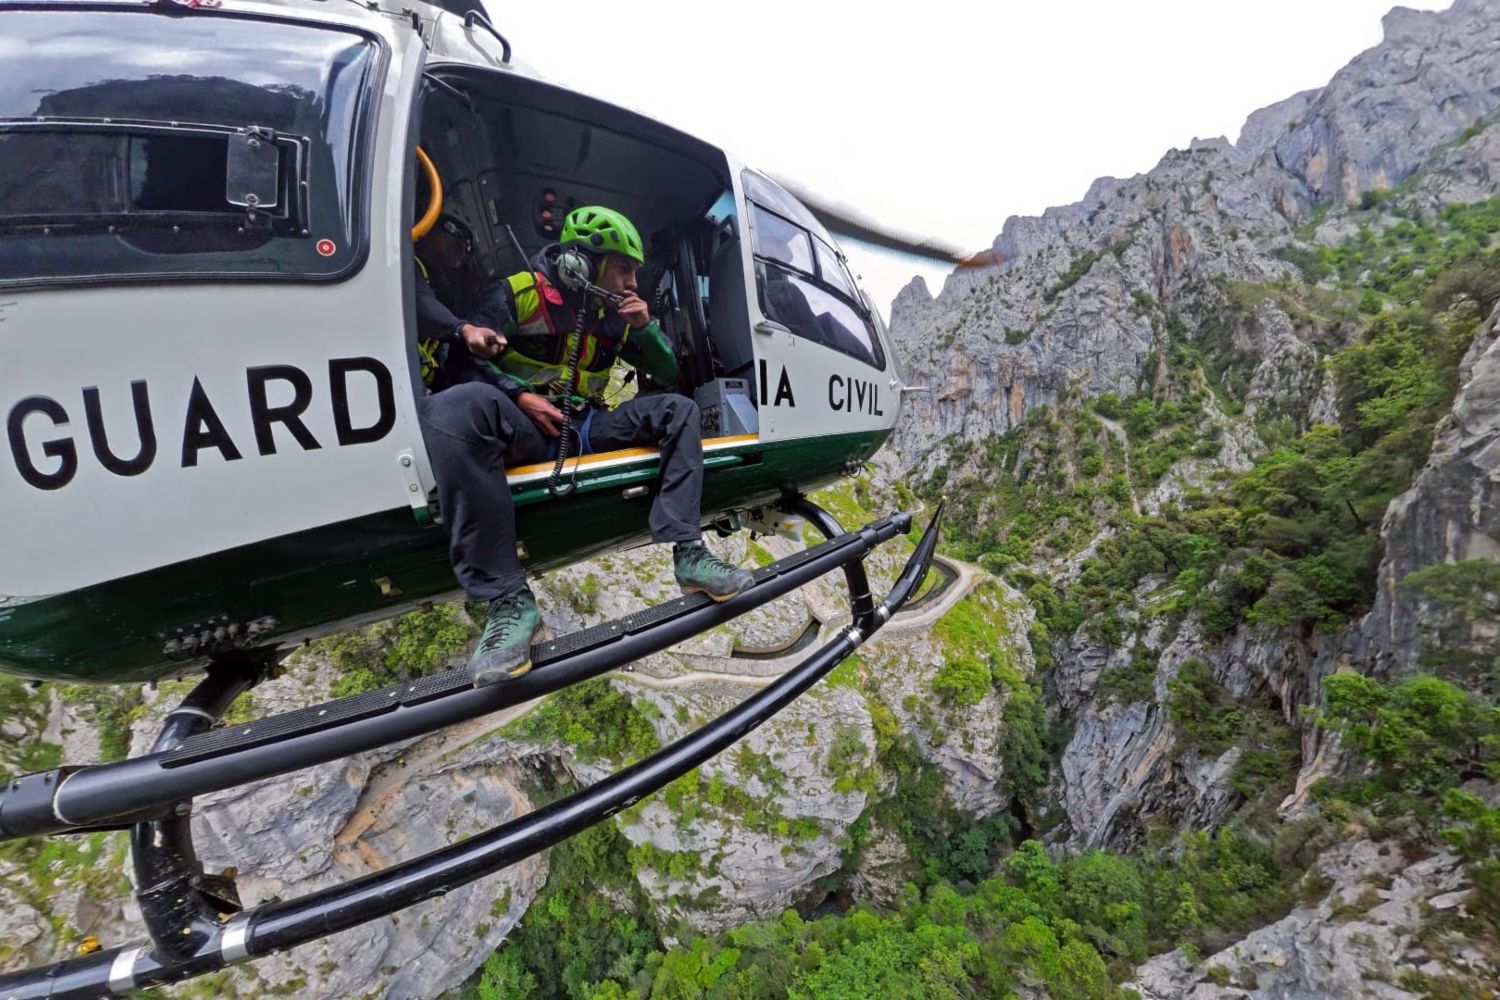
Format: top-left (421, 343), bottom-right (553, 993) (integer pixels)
top-left (0, 500), bottom-right (942, 1000)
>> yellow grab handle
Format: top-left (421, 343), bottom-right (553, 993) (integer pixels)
top-left (411, 145), bottom-right (443, 242)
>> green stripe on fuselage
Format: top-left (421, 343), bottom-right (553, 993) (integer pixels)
top-left (0, 431), bottom-right (887, 683)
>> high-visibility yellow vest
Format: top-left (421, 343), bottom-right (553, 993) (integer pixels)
top-left (415, 257), bottom-right (443, 386)
top-left (497, 269), bottom-right (622, 399)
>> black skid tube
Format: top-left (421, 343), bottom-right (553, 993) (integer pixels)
top-left (0, 503), bottom-right (942, 1000)
top-left (0, 513), bottom-right (910, 841)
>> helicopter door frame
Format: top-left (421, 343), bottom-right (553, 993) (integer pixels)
top-left (392, 47), bottom-right (444, 511)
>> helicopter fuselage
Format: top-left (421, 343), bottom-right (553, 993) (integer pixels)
top-left (0, 0), bottom-right (902, 683)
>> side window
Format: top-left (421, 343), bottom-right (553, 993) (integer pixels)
top-left (0, 10), bottom-right (380, 288)
top-left (750, 204), bottom-right (813, 274)
top-left (813, 236), bottom-right (859, 303)
top-left (744, 174), bottom-right (883, 370)
top-left (756, 263), bottom-right (883, 369)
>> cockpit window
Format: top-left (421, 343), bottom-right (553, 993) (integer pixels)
top-left (750, 205), bottom-right (814, 274)
top-left (743, 169), bottom-right (883, 370)
top-left (0, 10), bottom-right (381, 288)
top-left (813, 236), bottom-right (859, 303)
top-left (741, 169), bottom-right (826, 239)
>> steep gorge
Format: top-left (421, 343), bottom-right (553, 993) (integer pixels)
top-left (4, 3), bottom-right (1500, 998)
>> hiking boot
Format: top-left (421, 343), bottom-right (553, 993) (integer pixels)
top-left (470, 586), bottom-right (545, 687)
top-left (673, 540), bottom-right (754, 602)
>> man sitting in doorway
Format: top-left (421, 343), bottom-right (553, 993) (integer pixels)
top-left (412, 213), bottom-right (506, 384)
top-left (418, 205), bottom-right (753, 687)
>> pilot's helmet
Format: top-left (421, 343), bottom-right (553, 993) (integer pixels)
top-left (432, 213), bottom-right (473, 253)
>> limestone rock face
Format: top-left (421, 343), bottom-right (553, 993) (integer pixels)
top-left (888, 0), bottom-right (1500, 479)
top-left (508, 522), bottom-right (1023, 936)
top-left (1349, 302), bottom-right (1500, 678)
top-left (0, 883), bottom-right (53, 971)
top-left (1272, 0), bottom-right (1500, 207)
top-left (183, 740), bottom-right (544, 1000)
top-left (1128, 839), bottom-right (1490, 999)
top-left (1240, 300), bottom-right (1335, 432)
top-left (217, 738), bottom-right (543, 1000)
top-left (1051, 614), bottom-right (1321, 850)
top-left (95, 657), bottom-right (547, 1000)
top-left (886, 0), bottom-right (1500, 862)
top-left (601, 681), bottom-right (877, 935)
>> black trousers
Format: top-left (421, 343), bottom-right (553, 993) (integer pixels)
top-left (417, 384), bottom-right (705, 601)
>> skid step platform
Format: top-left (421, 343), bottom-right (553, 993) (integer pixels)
top-left (0, 503), bottom-right (942, 1000)
top-left (0, 512), bottom-right (911, 841)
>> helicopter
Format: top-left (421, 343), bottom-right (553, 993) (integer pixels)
top-left (0, 0), bottom-right (967, 995)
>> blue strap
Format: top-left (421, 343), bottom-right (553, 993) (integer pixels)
top-left (544, 407), bottom-right (597, 461)
top-left (577, 407), bottom-right (597, 457)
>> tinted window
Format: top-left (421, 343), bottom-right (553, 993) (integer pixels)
top-left (757, 262), bottom-right (883, 370)
top-left (750, 204), bottom-right (813, 274)
top-left (0, 10), bottom-right (380, 287)
top-left (741, 169), bottom-right (828, 239)
top-left (813, 236), bottom-right (858, 302)
top-left (743, 171), bottom-right (882, 369)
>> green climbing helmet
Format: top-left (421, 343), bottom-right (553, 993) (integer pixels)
top-left (560, 205), bottom-right (644, 264)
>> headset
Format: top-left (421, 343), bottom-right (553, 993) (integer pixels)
top-left (554, 246), bottom-right (627, 309)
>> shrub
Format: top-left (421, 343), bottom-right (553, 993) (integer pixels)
top-left (1166, 659), bottom-right (1243, 756)
top-left (932, 657), bottom-right (992, 706)
top-left (514, 677), bottom-right (661, 763)
top-left (1318, 674), bottom-right (1495, 804)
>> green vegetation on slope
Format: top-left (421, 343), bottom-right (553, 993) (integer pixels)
top-left (459, 661), bottom-right (1500, 1000)
top-left (1315, 673), bottom-right (1499, 966)
top-left (932, 198), bottom-right (1497, 653)
top-left (303, 603), bottom-right (479, 698)
top-left (510, 676), bottom-right (662, 764)
top-left (455, 818), bottom-right (658, 1000)
top-left (462, 823), bottom-right (1313, 1000)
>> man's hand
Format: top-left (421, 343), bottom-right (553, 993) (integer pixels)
top-left (517, 391), bottom-right (565, 437)
top-left (616, 292), bottom-right (651, 330)
top-left (460, 324), bottom-right (506, 358)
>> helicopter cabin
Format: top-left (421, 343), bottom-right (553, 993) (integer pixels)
top-left (410, 60), bottom-right (896, 450)
top-left (0, 0), bottom-right (900, 682)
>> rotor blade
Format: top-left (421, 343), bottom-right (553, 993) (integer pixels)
top-left (768, 174), bottom-right (1002, 269)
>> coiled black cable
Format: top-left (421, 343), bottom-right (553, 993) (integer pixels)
top-left (546, 299), bottom-right (589, 499)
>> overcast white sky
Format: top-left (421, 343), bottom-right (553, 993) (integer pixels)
top-left (488, 0), bottom-right (1447, 314)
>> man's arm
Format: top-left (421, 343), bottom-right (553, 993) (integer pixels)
top-left (463, 283), bottom-right (532, 401)
top-left (415, 269), bottom-right (465, 345)
top-left (610, 292), bottom-right (679, 383)
top-left (618, 319), bottom-right (679, 384)
top-left (416, 268), bottom-right (506, 358)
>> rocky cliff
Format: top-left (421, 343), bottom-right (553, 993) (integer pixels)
top-left (5, 3), bottom-right (1500, 997)
top-left (891, 0), bottom-right (1500, 472)
top-left (879, 1), bottom-right (1500, 995)
top-left (893, 0), bottom-right (1500, 853)
top-left (1129, 839), bottom-right (1493, 998)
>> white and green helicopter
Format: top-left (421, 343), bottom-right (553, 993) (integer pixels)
top-left (0, 1), bottom-right (962, 995)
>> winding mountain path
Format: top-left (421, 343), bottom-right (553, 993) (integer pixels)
top-left (332, 552), bottom-right (981, 850)
top-left (618, 553), bottom-right (982, 692)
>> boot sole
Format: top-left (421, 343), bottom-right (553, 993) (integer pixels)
top-left (678, 583), bottom-right (744, 603)
top-left (473, 623), bottom-right (551, 686)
